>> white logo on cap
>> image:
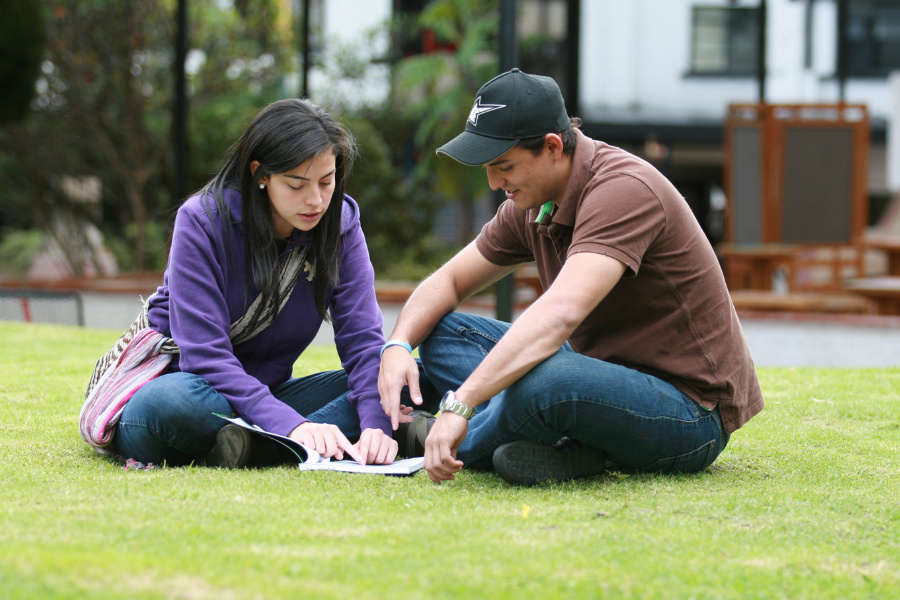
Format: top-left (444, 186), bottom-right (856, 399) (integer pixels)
top-left (467, 96), bottom-right (506, 126)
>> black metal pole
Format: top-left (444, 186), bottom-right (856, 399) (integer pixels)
top-left (803, 0), bottom-right (814, 69)
top-left (566, 0), bottom-right (580, 116)
top-left (757, 0), bottom-right (767, 103)
top-left (301, 0), bottom-right (310, 98)
top-left (494, 0), bottom-right (519, 322)
top-left (836, 0), bottom-right (847, 102)
top-left (174, 0), bottom-right (188, 201)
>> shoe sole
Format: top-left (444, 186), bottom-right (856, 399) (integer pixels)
top-left (206, 425), bottom-right (252, 468)
top-left (493, 440), bottom-right (606, 486)
top-left (395, 411), bottom-right (434, 458)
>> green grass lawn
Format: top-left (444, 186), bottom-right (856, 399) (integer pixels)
top-left (0, 321), bottom-right (898, 599)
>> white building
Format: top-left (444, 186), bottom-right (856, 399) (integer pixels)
top-left (305, 0), bottom-right (900, 240)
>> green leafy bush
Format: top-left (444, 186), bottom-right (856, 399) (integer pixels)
top-left (0, 229), bottom-right (44, 275)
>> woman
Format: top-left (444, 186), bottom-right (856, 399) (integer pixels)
top-left (109, 99), bottom-right (405, 467)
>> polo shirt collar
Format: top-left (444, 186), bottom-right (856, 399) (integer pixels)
top-left (533, 128), bottom-right (593, 237)
top-left (554, 128), bottom-right (593, 226)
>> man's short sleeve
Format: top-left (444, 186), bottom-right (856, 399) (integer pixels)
top-left (568, 171), bottom-right (667, 277)
top-left (475, 200), bottom-right (535, 266)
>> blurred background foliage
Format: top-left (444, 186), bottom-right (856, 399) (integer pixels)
top-left (0, 0), bottom-right (501, 281)
top-left (391, 0), bottom-right (498, 246)
top-left (0, 0), bottom-right (45, 124)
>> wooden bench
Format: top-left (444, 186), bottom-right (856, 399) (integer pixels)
top-left (863, 236), bottom-right (900, 276)
top-left (729, 290), bottom-right (870, 315)
top-left (514, 264), bottom-right (543, 299)
top-left (718, 244), bottom-right (799, 291)
top-left (843, 276), bottom-right (900, 316)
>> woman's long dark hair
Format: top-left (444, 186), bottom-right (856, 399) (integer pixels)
top-left (203, 98), bottom-right (357, 322)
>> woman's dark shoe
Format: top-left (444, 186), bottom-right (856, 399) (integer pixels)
top-left (492, 440), bottom-right (607, 486)
top-left (394, 411), bottom-right (435, 458)
top-left (205, 424), bottom-right (287, 468)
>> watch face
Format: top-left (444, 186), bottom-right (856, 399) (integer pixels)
top-left (439, 391), bottom-right (472, 419)
top-left (440, 391), bottom-right (455, 410)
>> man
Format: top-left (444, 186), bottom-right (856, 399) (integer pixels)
top-left (379, 69), bottom-right (764, 485)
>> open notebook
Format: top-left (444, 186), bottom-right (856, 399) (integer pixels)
top-left (216, 415), bottom-right (425, 476)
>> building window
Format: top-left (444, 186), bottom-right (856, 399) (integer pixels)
top-left (689, 6), bottom-right (760, 76)
top-left (518, 0), bottom-right (571, 101)
top-left (845, 0), bottom-right (900, 77)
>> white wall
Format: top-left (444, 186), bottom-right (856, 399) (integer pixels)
top-left (579, 0), bottom-right (896, 121)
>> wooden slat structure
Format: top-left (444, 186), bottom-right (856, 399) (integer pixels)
top-left (721, 103), bottom-right (872, 311)
top-left (724, 103), bottom-right (870, 248)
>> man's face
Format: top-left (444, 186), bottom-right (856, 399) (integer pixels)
top-left (483, 142), bottom-right (566, 211)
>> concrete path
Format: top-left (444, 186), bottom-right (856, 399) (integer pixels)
top-left (736, 313), bottom-right (900, 368)
top-left (3, 284), bottom-right (899, 368)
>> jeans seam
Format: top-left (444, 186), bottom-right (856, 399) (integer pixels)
top-left (643, 438), bottom-right (718, 473)
top-left (455, 326), bottom-right (502, 355)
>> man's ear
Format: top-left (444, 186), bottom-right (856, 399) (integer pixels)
top-left (545, 133), bottom-right (564, 159)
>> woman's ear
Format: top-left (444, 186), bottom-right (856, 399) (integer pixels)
top-left (250, 160), bottom-right (267, 184)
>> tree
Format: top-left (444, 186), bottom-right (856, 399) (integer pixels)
top-left (0, 0), bottom-right (290, 274)
top-left (0, 0), bottom-right (45, 124)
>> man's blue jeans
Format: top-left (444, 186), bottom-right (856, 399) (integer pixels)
top-left (419, 313), bottom-right (729, 472)
top-left (114, 370), bottom-right (361, 465)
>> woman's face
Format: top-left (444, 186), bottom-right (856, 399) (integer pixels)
top-left (256, 150), bottom-right (336, 238)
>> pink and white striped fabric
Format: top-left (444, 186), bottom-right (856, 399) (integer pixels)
top-left (79, 328), bottom-right (174, 453)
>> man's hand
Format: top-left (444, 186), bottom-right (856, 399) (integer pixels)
top-left (378, 347), bottom-right (423, 430)
top-left (354, 428), bottom-right (399, 465)
top-left (289, 422), bottom-right (363, 464)
top-left (424, 411), bottom-right (468, 484)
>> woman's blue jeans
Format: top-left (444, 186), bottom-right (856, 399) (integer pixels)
top-left (114, 370), bottom-right (361, 465)
top-left (419, 313), bottom-right (730, 472)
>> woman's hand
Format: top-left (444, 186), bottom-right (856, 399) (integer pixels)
top-left (289, 422), bottom-right (363, 464)
top-left (355, 428), bottom-right (399, 465)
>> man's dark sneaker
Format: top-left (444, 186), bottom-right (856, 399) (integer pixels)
top-left (394, 411), bottom-right (435, 458)
top-left (205, 424), bottom-right (288, 469)
top-left (492, 439), bottom-right (607, 486)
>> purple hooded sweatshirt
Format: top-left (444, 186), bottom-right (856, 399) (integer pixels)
top-left (146, 187), bottom-right (389, 437)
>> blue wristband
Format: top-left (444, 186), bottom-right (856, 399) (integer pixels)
top-left (380, 339), bottom-right (412, 358)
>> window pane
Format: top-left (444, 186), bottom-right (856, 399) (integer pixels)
top-left (692, 8), bottom-right (728, 71)
top-left (690, 6), bottom-right (758, 75)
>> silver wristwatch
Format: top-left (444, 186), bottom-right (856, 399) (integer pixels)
top-left (439, 390), bottom-right (475, 420)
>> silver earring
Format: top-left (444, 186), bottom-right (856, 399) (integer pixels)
top-left (259, 183), bottom-right (266, 189)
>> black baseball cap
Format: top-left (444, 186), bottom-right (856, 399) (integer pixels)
top-left (436, 68), bottom-right (571, 166)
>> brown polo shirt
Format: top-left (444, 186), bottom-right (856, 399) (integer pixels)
top-left (475, 129), bottom-right (763, 433)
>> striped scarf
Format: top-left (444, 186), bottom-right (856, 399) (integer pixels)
top-left (79, 245), bottom-right (308, 454)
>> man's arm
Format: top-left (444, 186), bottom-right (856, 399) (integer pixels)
top-left (454, 251), bottom-right (626, 407)
top-left (378, 241), bottom-right (518, 429)
top-left (425, 251), bottom-right (627, 482)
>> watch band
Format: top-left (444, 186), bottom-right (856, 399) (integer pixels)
top-left (439, 390), bottom-right (475, 420)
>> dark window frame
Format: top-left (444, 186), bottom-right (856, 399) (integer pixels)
top-left (843, 0), bottom-right (900, 77)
